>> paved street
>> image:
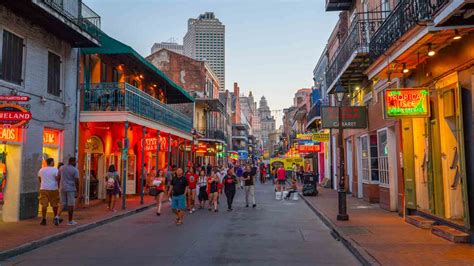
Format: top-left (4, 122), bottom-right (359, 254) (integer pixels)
top-left (3, 184), bottom-right (359, 266)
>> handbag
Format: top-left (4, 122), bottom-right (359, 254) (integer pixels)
top-left (149, 187), bottom-right (159, 196)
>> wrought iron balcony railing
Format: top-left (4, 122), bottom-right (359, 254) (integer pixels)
top-left (197, 128), bottom-right (227, 142)
top-left (369, 0), bottom-right (448, 62)
top-left (41, 0), bottom-right (101, 39)
top-left (81, 83), bottom-right (193, 133)
top-left (326, 11), bottom-right (388, 89)
top-left (326, 0), bottom-right (353, 11)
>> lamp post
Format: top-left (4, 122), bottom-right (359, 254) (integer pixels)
top-left (334, 83), bottom-right (349, 221)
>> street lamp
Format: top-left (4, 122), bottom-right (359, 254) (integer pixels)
top-left (334, 82), bottom-right (349, 221)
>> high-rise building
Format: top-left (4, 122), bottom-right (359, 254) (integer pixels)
top-left (150, 41), bottom-right (183, 55)
top-left (183, 12), bottom-right (225, 89)
top-left (258, 96), bottom-right (276, 154)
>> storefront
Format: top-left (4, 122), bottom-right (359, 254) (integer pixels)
top-left (196, 141), bottom-right (224, 166)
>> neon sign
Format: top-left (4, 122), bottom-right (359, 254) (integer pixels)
top-left (298, 144), bottom-right (321, 153)
top-left (385, 89), bottom-right (429, 118)
top-left (0, 104), bottom-right (32, 127)
top-left (0, 127), bottom-right (21, 142)
top-left (43, 129), bottom-right (60, 145)
top-left (143, 137), bottom-right (167, 152)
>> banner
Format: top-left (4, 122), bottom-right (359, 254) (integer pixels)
top-left (384, 88), bottom-right (429, 118)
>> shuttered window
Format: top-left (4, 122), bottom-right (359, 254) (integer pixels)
top-left (47, 52), bottom-right (61, 96)
top-left (0, 30), bottom-right (24, 85)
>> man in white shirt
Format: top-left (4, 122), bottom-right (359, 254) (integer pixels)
top-left (38, 158), bottom-right (61, 226)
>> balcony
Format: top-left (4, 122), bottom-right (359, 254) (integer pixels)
top-left (369, 0), bottom-right (449, 63)
top-left (4, 0), bottom-right (101, 47)
top-left (326, 11), bottom-right (388, 92)
top-left (81, 83), bottom-right (193, 133)
top-left (305, 102), bottom-right (322, 130)
top-left (199, 128), bottom-right (226, 143)
top-left (326, 0), bottom-right (353, 11)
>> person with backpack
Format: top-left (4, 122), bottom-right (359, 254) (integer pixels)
top-left (105, 165), bottom-right (121, 212)
top-left (223, 169), bottom-right (238, 211)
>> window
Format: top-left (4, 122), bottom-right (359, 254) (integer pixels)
top-left (360, 135), bottom-right (370, 182)
top-left (112, 67), bottom-right (119, 82)
top-left (0, 30), bottom-right (24, 85)
top-left (370, 134), bottom-right (379, 182)
top-left (47, 52), bottom-right (61, 96)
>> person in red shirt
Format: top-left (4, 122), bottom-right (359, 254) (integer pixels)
top-left (277, 165), bottom-right (287, 194)
top-left (152, 169), bottom-right (166, 216)
top-left (186, 167), bottom-right (198, 213)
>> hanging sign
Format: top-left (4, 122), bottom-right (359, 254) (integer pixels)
top-left (0, 95), bottom-right (30, 102)
top-left (196, 143), bottom-right (207, 154)
top-left (296, 133), bottom-right (330, 142)
top-left (229, 151), bottom-right (239, 160)
top-left (384, 88), bottom-right (430, 118)
top-left (0, 127), bottom-right (21, 142)
top-left (297, 144), bottom-right (321, 153)
top-left (321, 106), bottom-right (368, 129)
top-left (143, 137), bottom-right (167, 152)
top-left (0, 103), bottom-right (32, 128)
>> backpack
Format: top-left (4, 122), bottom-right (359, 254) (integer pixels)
top-left (106, 177), bottom-right (115, 190)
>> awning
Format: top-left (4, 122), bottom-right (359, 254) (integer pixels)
top-left (81, 32), bottom-right (194, 103)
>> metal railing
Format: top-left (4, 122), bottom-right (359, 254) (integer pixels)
top-left (81, 83), bottom-right (193, 133)
top-left (326, 11), bottom-right (389, 88)
top-left (307, 102), bottom-right (322, 122)
top-left (369, 0), bottom-right (448, 62)
top-left (41, 0), bottom-right (101, 39)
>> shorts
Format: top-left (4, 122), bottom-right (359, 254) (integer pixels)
top-left (171, 194), bottom-right (186, 210)
top-left (198, 186), bottom-right (208, 201)
top-left (188, 188), bottom-right (196, 193)
top-left (278, 180), bottom-right (286, 185)
top-left (39, 190), bottom-right (60, 207)
top-left (60, 191), bottom-right (76, 207)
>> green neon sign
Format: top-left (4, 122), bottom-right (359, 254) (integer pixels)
top-left (385, 89), bottom-right (430, 118)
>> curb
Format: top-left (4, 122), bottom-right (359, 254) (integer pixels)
top-left (0, 203), bottom-right (155, 261)
top-left (299, 193), bottom-right (380, 266)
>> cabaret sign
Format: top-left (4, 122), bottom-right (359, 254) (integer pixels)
top-left (321, 106), bottom-right (368, 129)
top-left (384, 89), bottom-right (429, 118)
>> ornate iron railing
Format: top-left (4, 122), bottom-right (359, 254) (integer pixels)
top-left (369, 0), bottom-right (449, 62)
top-left (326, 11), bottom-right (389, 89)
top-left (307, 102), bottom-right (322, 121)
top-left (81, 83), bottom-right (193, 133)
top-left (41, 0), bottom-right (101, 39)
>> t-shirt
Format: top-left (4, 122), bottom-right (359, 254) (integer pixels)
top-left (59, 165), bottom-right (79, 192)
top-left (277, 168), bottom-right (286, 181)
top-left (235, 167), bottom-right (243, 177)
top-left (186, 173), bottom-right (198, 189)
top-left (38, 166), bottom-right (59, 190)
top-left (171, 176), bottom-right (188, 196)
top-left (223, 175), bottom-right (237, 190)
top-left (243, 172), bottom-right (253, 186)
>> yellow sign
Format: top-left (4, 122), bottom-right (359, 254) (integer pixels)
top-left (296, 133), bottom-right (329, 142)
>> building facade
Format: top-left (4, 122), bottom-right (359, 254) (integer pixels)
top-left (147, 48), bottom-right (228, 166)
top-left (150, 41), bottom-right (184, 55)
top-left (183, 12), bottom-right (225, 89)
top-left (0, 0), bottom-right (100, 221)
top-left (258, 96), bottom-right (276, 158)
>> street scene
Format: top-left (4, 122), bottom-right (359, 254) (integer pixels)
top-left (1, 0), bottom-right (474, 265)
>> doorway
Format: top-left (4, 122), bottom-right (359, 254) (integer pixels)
top-left (346, 138), bottom-right (353, 194)
top-left (84, 136), bottom-right (105, 204)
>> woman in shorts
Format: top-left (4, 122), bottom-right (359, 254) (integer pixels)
top-left (207, 171), bottom-right (221, 212)
top-left (152, 169), bottom-right (166, 216)
top-left (105, 165), bottom-right (121, 212)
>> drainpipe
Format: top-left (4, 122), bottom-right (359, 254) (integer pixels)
top-left (74, 48), bottom-right (80, 159)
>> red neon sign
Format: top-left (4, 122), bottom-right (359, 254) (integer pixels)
top-left (0, 95), bottom-right (30, 102)
top-left (43, 129), bottom-right (60, 145)
top-left (143, 136), bottom-right (167, 152)
top-left (298, 144), bottom-right (321, 153)
top-left (0, 127), bottom-right (21, 142)
top-left (0, 104), bottom-right (32, 127)
top-left (196, 143), bottom-right (207, 153)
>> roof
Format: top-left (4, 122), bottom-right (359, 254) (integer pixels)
top-left (81, 32), bottom-right (194, 103)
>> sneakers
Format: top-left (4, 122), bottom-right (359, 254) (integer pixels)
top-left (252, 204), bottom-right (257, 208)
top-left (246, 204), bottom-right (249, 208)
top-left (53, 217), bottom-right (63, 226)
top-left (67, 221), bottom-right (77, 226)
top-left (192, 208), bottom-right (196, 212)
top-left (40, 219), bottom-right (46, 226)
top-left (189, 210), bottom-right (193, 214)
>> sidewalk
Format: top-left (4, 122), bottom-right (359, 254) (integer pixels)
top-left (301, 187), bottom-right (474, 266)
top-left (0, 195), bottom-right (157, 259)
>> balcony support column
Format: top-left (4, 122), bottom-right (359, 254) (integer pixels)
top-left (167, 134), bottom-right (172, 173)
top-left (122, 121), bottom-right (129, 210)
top-left (156, 130), bottom-right (160, 174)
top-left (184, 140), bottom-right (188, 171)
top-left (140, 126), bottom-right (146, 205)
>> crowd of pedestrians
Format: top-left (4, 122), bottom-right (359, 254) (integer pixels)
top-left (147, 162), bottom-right (258, 226)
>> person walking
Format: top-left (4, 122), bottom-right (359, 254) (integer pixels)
top-left (168, 168), bottom-right (188, 225)
top-left (206, 162), bottom-right (213, 176)
top-left (223, 169), bottom-right (238, 211)
top-left (186, 167), bottom-right (198, 213)
top-left (196, 170), bottom-right (208, 209)
top-left (235, 165), bottom-right (244, 189)
top-left (58, 157), bottom-right (80, 226)
top-left (243, 166), bottom-right (256, 208)
top-left (105, 165), bottom-right (121, 212)
top-left (152, 169), bottom-right (166, 216)
top-left (207, 171), bottom-right (220, 212)
top-left (297, 165), bottom-right (305, 184)
top-left (38, 158), bottom-right (61, 226)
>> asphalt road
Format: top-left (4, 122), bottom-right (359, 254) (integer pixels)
top-left (3, 183), bottom-right (359, 266)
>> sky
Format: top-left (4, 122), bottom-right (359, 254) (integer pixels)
top-left (85, 0), bottom-right (338, 122)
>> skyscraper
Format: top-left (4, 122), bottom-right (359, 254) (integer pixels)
top-left (183, 12), bottom-right (225, 89)
top-left (150, 41), bottom-right (184, 55)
